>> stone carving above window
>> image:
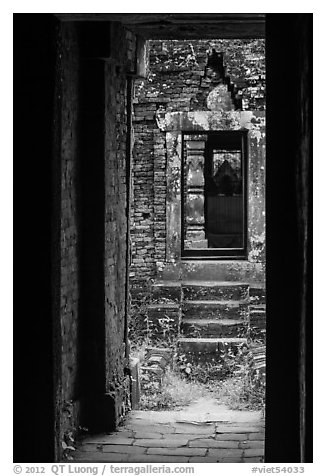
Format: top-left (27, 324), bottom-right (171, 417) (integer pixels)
top-left (190, 49), bottom-right (242, 111)
top-left (207, 84), bottom-right (234, 111)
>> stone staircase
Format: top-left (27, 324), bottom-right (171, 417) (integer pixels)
top-left (179, 281), bottom-right (250, 364)
top-left (131, 280), bottom-right (265, 366)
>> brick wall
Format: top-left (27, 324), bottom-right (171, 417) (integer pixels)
top-left (104, 23), bottom-right (136, 424)
top-left (55, 21), bottom-right (136, 456)
top-left (55, 21), bottom-right (81, 455)
top-left (130, 39), bottom-right (265, 285)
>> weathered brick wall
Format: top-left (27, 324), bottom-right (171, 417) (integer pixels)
top-left (55, 21), bottom-right (81, 453)
top-left (130, 39), bottom-right (265, 284)
top-left (104, 24), bottom-right (136, 424)
top-left (55, 21), bottom-right (137, 455)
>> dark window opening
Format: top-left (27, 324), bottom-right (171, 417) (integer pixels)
top-left (182, 130), bottom-right (247, 258)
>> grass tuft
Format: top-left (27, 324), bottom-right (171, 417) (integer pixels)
top-left (139, 369), bottom-right (207, 410)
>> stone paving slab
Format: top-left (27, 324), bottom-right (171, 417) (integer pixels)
top-left (73, 452), bottom-right (127, 462)
top-left (128, 425), bottom-right (176, 434)
top-left (243, 456), bottom-right (264, 462)
top-left (80, 444), bottom-right (146, 454)
top-left (188, 439), bottom-right (239, 448)
top-left (216, 425), bottom-right (263, 433)
top-left (173, 423), bottom-right (215, 435)
top-left (130, 455), bottom-right (189, 463)
top-left (239, 440), bottom-right (265, 449)
top-left (73, 398), bottom-right (265, 463)
top-left (188, 457), bottom-right (219, 463)
top-left (244, 448), bottom-right (265, 457)
top-left (215, 433), bottom-right (248, 440)
top-left (133, 432), bottom-right (164, 439)
top-left (147, 447), bottom-right (207, 457)
top-left (133, 438), bottom-right (189, 447)
top-left (162, 433), bottom-right (214, 440)
top-left (249, 431), bottom-right (265, 440)
top-left (208, 448), bottom-right (243, 458)
top-left (81, 435), bottom-right (134, 445)
top-left (218, 457), bottom-right (243, 463)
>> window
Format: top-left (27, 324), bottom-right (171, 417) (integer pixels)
top-left (182, 130), bottom-right (247, 258)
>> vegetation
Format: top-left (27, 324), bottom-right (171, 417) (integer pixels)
top-left (133, 342), bottom-right (265, 413)
top-left (129, 293), bottom-right (265, 414)
top-left (139, 369), bottom-right (206, 410)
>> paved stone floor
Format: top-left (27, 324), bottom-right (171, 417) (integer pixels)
top-left (73, 398), bottom-right (264, 463)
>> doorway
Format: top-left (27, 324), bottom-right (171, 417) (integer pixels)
top-left (125, 37), bottom-right (266, 463)
top-left (182, 130), bottom-right (248, 258)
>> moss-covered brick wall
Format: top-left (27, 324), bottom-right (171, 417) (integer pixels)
top-left (130, 39), bottom-right (265, 285)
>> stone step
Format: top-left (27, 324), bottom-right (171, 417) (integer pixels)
top-left (151, 281), bottom-right (181, 302)
top-left (182, 300), bottom-right (249, 320)
top-left (250, 346), bottom-right (266, 378)
top-left (147, 303), bottom-right (179, 312)
top-left (130, 286), bottom-right (150, 304)
top-left (158, 260), bottom-right (265, 284)
top-left (181, 318), bottom-right (248, 338)
top-left (250, 303), bottom-right (266, 311)
top-left (147, 303), bottom-right (180, 339)
top-left (249, 306), bottom-right (266, 342)
top-left (182, 281), bottom-right (249, 301)
top-left (250, 306), bottom-right (266, 329)
top-left (249, 286), bottom-right (266, 306)
top-left (178, 337), bottom-right (248, 363)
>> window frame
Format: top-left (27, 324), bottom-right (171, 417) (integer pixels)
top-left (181, 129), bottom-right (248, 260)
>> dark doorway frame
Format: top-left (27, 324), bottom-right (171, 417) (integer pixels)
top-left (14, 13), bottom-right (312, 463)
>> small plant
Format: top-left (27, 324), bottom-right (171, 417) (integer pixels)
top-left (174, 344), bottom-right (265, 412)
top-left (129, 282), bottom-right (265, 414)
top-left (61, 431), bottom-right (76, 461)
top-left (129, 293), bottom-right (151, 347)
top-left (138, 369), bottom-right (206, 410)
top-left (216, 365), bottom-right (265, 411)
top-left (176, 343), bottom-right (249, 382)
